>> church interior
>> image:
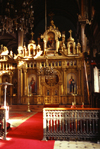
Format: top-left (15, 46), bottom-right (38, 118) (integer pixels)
top-left (0, 0), bottom-right (100, 109)
top-left (0, 0), bottom-right (100, 148)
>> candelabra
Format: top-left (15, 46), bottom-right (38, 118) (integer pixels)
top-left (71, 93), bottom-right (77, 105)
top-left (27, 93), bottom-right (31, 112)
top-left (0, 82), bottom-right (12, 140)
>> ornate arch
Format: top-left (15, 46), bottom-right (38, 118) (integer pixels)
top-left (41, 24), bottom-right (61, 53)
top-left (40, 69), bottom-right (63, 89)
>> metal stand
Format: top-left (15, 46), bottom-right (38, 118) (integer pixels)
top-left (71, 93), bottom-right (77, 105)
top-left (27, 95), bottom-right (31, 112)
top-left (0, 82), bottom-right (12, 140)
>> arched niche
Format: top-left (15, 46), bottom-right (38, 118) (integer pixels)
top-left (67, 30), bottom-right (76, 55)
top-left (41, 21), bottom-right (61, 54)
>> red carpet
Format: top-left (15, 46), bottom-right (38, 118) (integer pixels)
top-left (8, 112), bottom-right (43, 140)
top-left (0, 112), bottom-right (55, 149)
top-left (0, 138), bottom-right (54, 149)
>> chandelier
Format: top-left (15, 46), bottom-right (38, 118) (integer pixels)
top-left (0, 0), bottom-right (34, 34)
top-left (38, 57), bottom-right (56, 79)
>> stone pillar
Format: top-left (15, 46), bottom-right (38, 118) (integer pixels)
top-left (81, 23), bottom-right (87, 52)
top-left (18, 31), bottom-right (24, 47)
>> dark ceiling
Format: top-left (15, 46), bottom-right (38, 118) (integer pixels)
top-left (0, 0), bottom-right (80, 54)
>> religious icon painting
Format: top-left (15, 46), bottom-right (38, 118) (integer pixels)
top-left (67, 73), bottom-right (77, 94)
top-left (47, 32), bottom-right (56, 50)
top-left (28, 74), bottom-right (37, 95)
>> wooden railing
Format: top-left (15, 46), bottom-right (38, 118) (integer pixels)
top-left (43, 108), bottom-right (100, 141)
top-left (0, 108), bottom-right (7, 140)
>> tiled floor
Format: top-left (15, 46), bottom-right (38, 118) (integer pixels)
top-left (54, 141), bottom-right (100, 149)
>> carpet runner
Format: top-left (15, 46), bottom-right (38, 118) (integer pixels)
top-left (7, 112), bottom-right (43, 140)
top-left (0, 112), bottom-right (55, 149)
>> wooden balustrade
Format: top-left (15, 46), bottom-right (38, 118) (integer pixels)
top-left (43, 108), bottom-right (100, 141)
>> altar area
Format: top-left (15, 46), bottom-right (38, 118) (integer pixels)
top-left (0, 20), bottom-right (90, 107)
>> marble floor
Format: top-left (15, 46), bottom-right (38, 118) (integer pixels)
top-left (54, 140), bottom-right (100, 149)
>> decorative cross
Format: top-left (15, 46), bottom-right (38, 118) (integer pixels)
top-left (69, 30), bottom-right (72, 38)
top-left (49, 12), bottom-right (55, 21)
top-left (31, 32), bottom-right (34, 40)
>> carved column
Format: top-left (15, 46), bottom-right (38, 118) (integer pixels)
top-left (56, 39), bottom-right (58, 52)
top-left (44, 39), bottom-right (46, 55)
top-left (9, 73), bottom-right (13, 105)
top-left (78, 68), bottom-right (81, 95)
top-left (81, 23), bottom-right (87, 52)
top-left (29, 48), bottom-right (31, 56)
top-left (63, 69), bottom-right (66, 95)
top-left (37, 75), bottom-right (41, 95)
top-left (3, 63), bottom-right (4, 70)
top-left (41, 76), bottom-right (45, 104)
top-left (23, 69), bottom-right (27, 96)
top-left (0, 63), bottom-right (1, 69)
top-left (17, 68), bottom-right (22, 104)
top-left (81, 62), bottom-right (84, 103)
top-left (59, 84), bottom-right (62, 104)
